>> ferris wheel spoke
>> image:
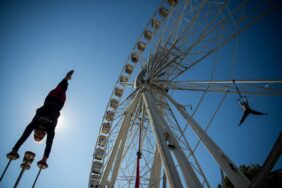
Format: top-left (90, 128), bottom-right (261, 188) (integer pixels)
top-left (153, 80), bottom-right (282, 96)
top-left (100, 92), bottom-right (141, 187)
top-left (170, 1), bottom-right (281, 80)
top-left (119, 165), bottom-right (134, 186)
top-left (149, 0), bottom-right (230, 79)
top-left (150, 0), bottom-right (280, 81)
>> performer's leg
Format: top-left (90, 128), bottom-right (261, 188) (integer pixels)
top-left (249, 109), bottom-right (267, 115)
top-left (238, 111), bottom-right (249, 126)
top-left (12, 117), bottom-right (38, 151)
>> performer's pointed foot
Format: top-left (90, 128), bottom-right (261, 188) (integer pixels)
top-left (65, 70), bottom-right (74, 80)
top-left (6, 150), bottom-right (20, 160)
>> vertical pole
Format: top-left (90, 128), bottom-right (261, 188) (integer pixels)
top-left (143, 86), bottom-right (202, 188)
top-left (14, 151), bottom-right (35, 188)
top-left (135, 121), bottom-right (142, 188)
top-left (14, 167), bottom-right (26, 188)
top-left (32, 168), bottom-right (42, 188)
top-left (0, 160), bottom-right (12, 182)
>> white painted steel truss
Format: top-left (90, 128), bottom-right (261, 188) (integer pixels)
top-left (89, 0), bottom-right (282, 187)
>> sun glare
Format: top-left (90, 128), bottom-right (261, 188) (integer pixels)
top-left (56, 114), bottom-right (66, 132)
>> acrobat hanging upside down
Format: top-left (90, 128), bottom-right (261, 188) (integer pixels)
top-left (238, 96), bottom-right (267, 126)
top-left (7, 70), bottom-right (74, 166)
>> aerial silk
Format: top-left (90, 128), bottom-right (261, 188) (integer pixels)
top-left (233, 80), bottom-right (243, 98)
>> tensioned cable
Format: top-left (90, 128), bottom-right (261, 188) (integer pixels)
top-left (187, 90), bottom-right (228, 159)
top-left (176, 48), bottom-right (219, 140)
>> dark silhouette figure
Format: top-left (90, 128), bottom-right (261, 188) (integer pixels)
top-left (7, 70), bottom-right (74, 165)
top-left (238, 96), bottom-right (267, 126)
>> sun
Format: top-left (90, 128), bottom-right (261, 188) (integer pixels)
top-left (56, 114), bottom-right (66, 132)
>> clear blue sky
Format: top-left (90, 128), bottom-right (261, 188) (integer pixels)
top-left (0, 0), bottom-right (281, 187)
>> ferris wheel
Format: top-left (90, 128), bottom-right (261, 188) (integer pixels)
top-left (89, 0), bottom-right (282, 187)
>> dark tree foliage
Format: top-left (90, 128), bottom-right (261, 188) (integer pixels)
top-left (218, 164), bottom-right (282, 188)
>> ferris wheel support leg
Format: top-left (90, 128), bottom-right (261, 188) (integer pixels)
top-left (143, 87), bottom-right (202, 188)
top-left (143, 89), bottom-right (182, 188)
top-left (165, 93), bottom-right (251, 188)
top-left (100, 92), bottom-right (141, 187)
top-left (148, 149), bottom-right (162, 188)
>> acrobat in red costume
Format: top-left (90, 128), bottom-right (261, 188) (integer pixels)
top-left (7, 70), bottom-right (74, 166)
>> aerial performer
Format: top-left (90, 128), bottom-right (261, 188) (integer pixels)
top-left (232, 80), bottom-right (267, 126)
top-left (238, 96), bottom-right (267, 126)
top-left (6, 70), bottom-right (74, 166)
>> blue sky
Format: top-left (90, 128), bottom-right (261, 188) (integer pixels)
top-left (0, 0), bottom-right (281, 187)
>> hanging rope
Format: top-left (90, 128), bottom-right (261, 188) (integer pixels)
top-left (188, 90), bottom-right (228, 159)
top-left (233, 80), bottom-right (243, 98)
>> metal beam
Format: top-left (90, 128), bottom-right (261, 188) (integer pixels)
top-left (142, 87), bottom-right (183, 188)
top-left (143, 85), bottom-right (202, 188)
top-left (153, 80), bottom-right (282, 96)
top-left (165, 92), bottom-right (251, 188)
top-left (157, 80), bottom-right (282, 84)
top-left (148, 149), bottom-right (162, 188)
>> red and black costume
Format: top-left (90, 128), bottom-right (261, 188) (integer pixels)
top-left (12, 78), bottom-right (69, 158)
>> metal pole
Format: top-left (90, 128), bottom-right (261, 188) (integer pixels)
top-left (158, 80), bottom-right (282, 84)
top-left (143, 86), bottom-right (202, 188)
top-left (0, 160), bottom-right (12, 182)
top-left (32, 168), bottom-right (42, 188)
top-left (14, 166), bottom-right (26, 188)
top-left (13, 151), bottom-right (35, 188)
top-left (142, 88), bottom-right (183, 188)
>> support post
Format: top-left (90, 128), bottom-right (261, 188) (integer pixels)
top-left (143, 88), bottom-right (182, 188)
top-left (14, 165), bottom-right (27, 188)
top-left (1, 151), bottom-right (20, 182)
top-left (32, 169), bottom-right (42, 188)
top-left (165, 93), bottom-right (251, 188)
top-left (13, 151), bottom-right (35, 188)
top-left (143, 85), bottom-right (202, 188)
top-left (32, 161), bottom-right (48, 188)
top-left (0, 160), bottom-right (12, 182)
top-left (148, 149), bottom-right (162, 188)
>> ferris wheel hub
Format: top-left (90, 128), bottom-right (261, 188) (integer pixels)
top-left (134, 69), bottom-right (147, 89)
